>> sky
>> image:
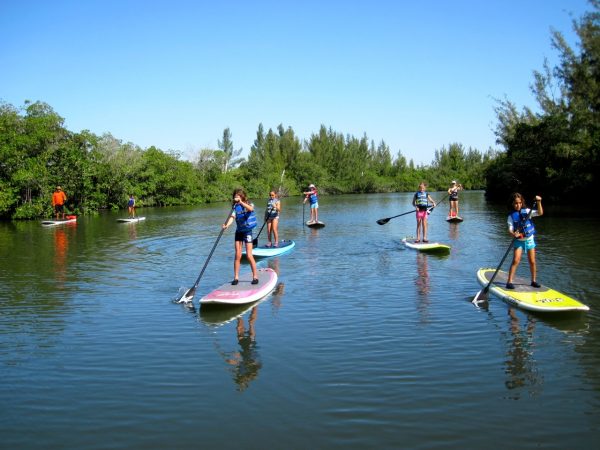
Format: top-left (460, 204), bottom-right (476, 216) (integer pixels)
top-left (0, 0), bottom-right (592, 165)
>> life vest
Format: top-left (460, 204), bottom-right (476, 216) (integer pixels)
top-left (234, 203), bottom-right (257, 232)
top-left (307, 190), bottom-right (318, 205)
top-left (511, 209), bottom-right (535, 238)
top-left (449, 189), bottom-right (459, 201)
top-left (128, 198), bottom-right (135, 207)
top-left (266, 198), bottom-right (279, 218)
top-left (414, 191), bottom-right (429, 209)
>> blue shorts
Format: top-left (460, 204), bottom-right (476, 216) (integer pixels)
top-left (310, 202), bottom-right (319, 209)
top-left (235, 231), bottom-right (254, 243)
top-left (514, 236), bottom-right (536, 251)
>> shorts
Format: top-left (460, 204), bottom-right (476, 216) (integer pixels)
top-left (416, 209), bottom-right (428, 220)
top-left (235, 231), bottom-right (254, 243)
top-left (310, 202), bottom-right (319, 209)
top-left (55, 204), bottom-right (64, 213)
top-left (514, 236), bottom-right (536, 251)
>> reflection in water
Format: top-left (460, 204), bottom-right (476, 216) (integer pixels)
top-left (128, 222), bottom-right (138, 240)
top-left (267, 258), bottom-right (285, 312)
top-left (53, 227), bottom-right (69, 289)
top-left (414, 252), bottom-right (430, 323)
top-left (449, 222), bottom-right (459, 241)
top-left (222, 307), bottom-right (262, 392)
top-left (504, 308), bottom-right (541, 399)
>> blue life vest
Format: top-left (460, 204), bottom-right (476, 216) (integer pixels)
top-left (511, 209), bottom-right (535, 238)
top-left (308, 190), bottom-right (318, 205)
top-left (266, 198), bottom-right (279, 218)
top-left (414, 191), bottom-right (429, 209)
top-left (234, 203), bottom-right (257, 232)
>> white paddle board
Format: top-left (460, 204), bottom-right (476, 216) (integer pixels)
top-left (402, 238), bottom-right (451, 254)
top-left (117, 217), bottom-right (145, 222)
top-left (200, 268), bottom-right (278, 306)
top-left (41, 218), bottom-right (77, 226)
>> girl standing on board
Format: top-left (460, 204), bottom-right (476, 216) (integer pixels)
top-left (506, 193), bottom-right (543, 289)
top-left (265, 190), bottom-right (281, 247)
top-left (223, 188), bottom-right (259, 285)
top-left (302, 184), bottom-right (319, 224)
top-left (127, 194), bottom-right (136, 218)
top-left (412, 182), bottom-right (436, 243)
top-left (447, 180), bottom-right (462, 218)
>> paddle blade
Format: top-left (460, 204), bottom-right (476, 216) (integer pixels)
top-left (376, 218), bottom-right (390, 225)
top-left (252, 238), bottom-right (258, 247)
top-left (472, 289), bottom-right (489, 307)
top-left (175, 286), bottom-right (196, 304)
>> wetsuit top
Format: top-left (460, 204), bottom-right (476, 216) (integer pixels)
top-left (234, 203), bottom-right (257, 232)
top-left (414, 191), bottom-right (429, 210)
top-left (508, 208), bottom-right (537, 238)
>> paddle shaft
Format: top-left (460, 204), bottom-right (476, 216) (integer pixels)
top-left (182, 207), bottom-right (234, 300)
top-left (377, 195), bottom-right (446, 225)
top-left (253, 206), bottom-right (273, 246)
top-left (479, 201), bottom-right (538, 297)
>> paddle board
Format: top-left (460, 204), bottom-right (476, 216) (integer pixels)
top-left (117, 217), bottom-right (146, 222)
top-left (41, 218), bottom-right (77, 226)
top-left (306, 220), bottom-right (325, 228)
top-left (476, 268), bottom-right (590, 312)
top-left (244, 240), bottom-right (296, 259)
top-left (200, 268), bottom-right (278, 306)
top-left (402, 238), bottom-right (451, 254)
top-left (446, 216), bottom-right (463, 223)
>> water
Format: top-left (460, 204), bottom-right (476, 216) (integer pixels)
top-left (1, 192), bottom-right (599, 449)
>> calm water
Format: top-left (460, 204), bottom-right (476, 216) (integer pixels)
top-left (1, 191), bottom-right (599, 449)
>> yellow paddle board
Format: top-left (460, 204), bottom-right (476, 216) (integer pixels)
top-left (476, 268), bottom-right (589, 312)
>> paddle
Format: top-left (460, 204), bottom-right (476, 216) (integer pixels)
top-left (252, 206), bottom-right (273, 247)
top-left (472, 201), bottom-right (537, 307)
top-left (176, 207), bottom-right (234, 304)
top-left (376, 195), bottom-right (445, 225)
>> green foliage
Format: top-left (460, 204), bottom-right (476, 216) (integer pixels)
top-left (0, 100), bottom-right (493, 220)
top-left (487, 2), bottom-right (600, 203)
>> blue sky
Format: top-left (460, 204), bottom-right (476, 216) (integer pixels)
top-left (0, 0), bottom-right (591, 165)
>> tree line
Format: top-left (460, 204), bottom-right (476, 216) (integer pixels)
top-left (0, 101), bottom-right (493, 220)
top-left (485, 1), bottom-right (600, 205)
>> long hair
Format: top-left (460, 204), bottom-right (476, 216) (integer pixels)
top-left (510, 192), bottom-right (527, 209)
top-left (232, 188), bottom-right (248, 203)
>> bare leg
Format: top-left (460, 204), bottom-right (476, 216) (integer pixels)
top-left (245, 241), bottom-right (258, 279)
top-left (507, 247), bottom-right (522, 283)
top-left (233, 241), bottom-right (243, 280)
top-left (527, 248), bottom-right (537, 283)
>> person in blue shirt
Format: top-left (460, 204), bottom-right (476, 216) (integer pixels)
top-left (506, 193), bottom-right (543, 289)
top-left (223, 188), bottom-right (259, 285)
top-left (303, 184), bottom-right (319, 224)
top-left (127, 194), bottom-right (136, 218)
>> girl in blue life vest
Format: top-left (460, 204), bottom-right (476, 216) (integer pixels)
top-left (302, 184), bottom-right (319, 224)
top-left (222, 188), bottom-right (259, 285)
top-left (505, 193), bottom-right (543, 289)
top-left (265, 190), bottom-right (281, 247)
top-left (412, 182), bottom-right (436, 243)
top-left (127, 194), bottom-right (136, 218)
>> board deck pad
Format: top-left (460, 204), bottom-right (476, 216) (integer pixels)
top-left (244, 240), bottom-right (295, 259)
top-left (477, 268), bottom-right (589, 312)
top-left (306, 221), bottom-right (325, 228)
top-left (402, 238), bottom-right (451, 254)
top-left (117, 217), bottom-right (146, 222)
top-left (200, 267), bottom-right (278, 306)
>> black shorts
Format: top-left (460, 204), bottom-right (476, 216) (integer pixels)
top-left (55, 204), bottom-right (64, 213)
top-left (235, 231), bottom-right (253, 243)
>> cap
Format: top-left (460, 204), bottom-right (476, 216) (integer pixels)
top-left (451, 180), bottom-right (457, 184)
top-left (309, 184), bottom-right (315, 188)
